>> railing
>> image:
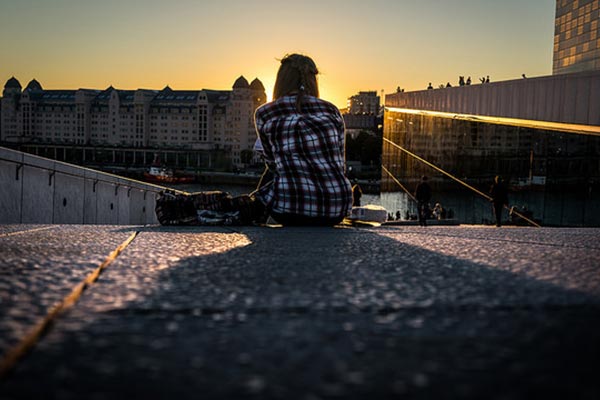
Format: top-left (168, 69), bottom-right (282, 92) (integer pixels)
top-left (0, 146), bottom-right (178, 225)
top-left (382, 138), bottom-right (541, 227)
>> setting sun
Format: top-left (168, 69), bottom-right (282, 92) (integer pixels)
top-left (0, 1), bottom-right (553, 109)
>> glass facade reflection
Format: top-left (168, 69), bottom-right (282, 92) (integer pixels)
top-left (553, 0), bottom-right (600, 74)
top-left (382, 108), bottom-right (600, 226)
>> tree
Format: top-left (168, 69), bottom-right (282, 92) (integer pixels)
top-left (240, 149), bottom-right (254, 165)
top-left (345, 133), bottom-right (360, 161)
top-left (358, 131), bottom-right (382, 166)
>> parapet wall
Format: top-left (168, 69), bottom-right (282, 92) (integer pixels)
top-left (0, 147), bottom-right (162, 225)
top-left (385, 70), bottom-right (600, 126)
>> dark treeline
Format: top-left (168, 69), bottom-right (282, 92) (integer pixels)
top-left (345, 130), bottom-right (382, 167)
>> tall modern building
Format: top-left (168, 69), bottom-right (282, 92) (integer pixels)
top-left (0, 76), bottom-right (266, 167)
top-left (553, 0), bottom-right (600, 74)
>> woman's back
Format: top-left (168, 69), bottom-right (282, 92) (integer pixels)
top-left (254, 95), bottom-right (352, 219)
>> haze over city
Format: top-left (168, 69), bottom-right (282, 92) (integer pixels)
top-left (1, 0), bottom-right (555, 108)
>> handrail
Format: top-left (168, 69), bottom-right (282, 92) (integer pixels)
top-left (0, 155), bottom-right (185, 195)
top-left (382, 137), bottom-right (541, 227)
top-left (381, 165), bottom-right (417, 203)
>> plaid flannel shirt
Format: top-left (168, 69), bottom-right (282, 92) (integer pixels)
top-left (254, 95), bottom-right (353, 218)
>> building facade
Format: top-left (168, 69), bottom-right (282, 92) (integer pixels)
top-left (383, 72), bottom-right (600, 226)
top-left (346, 91), bottom-right (380, 115)
top-left (553, 0), bottom-right (600, 74)
top-left (342, 114), bottom-right (382, 139)
top-left (1, 76), bottom-right (266, 167)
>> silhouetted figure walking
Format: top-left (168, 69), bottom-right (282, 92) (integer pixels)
top-left (415, 176), bottom-right (432, 226)
top-left (490, 175), bottom-right (508, 227)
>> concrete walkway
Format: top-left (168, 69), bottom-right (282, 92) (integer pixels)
top-left (1, 224), bottom-right (599, 399)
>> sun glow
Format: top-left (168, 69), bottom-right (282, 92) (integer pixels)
top-left (263, 80), bottom-right (274, 103)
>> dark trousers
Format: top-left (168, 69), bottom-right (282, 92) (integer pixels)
top-left (417, 201), bottom-right (429, 226)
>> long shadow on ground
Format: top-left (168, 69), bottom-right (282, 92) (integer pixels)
top-left (2, 226), bottom-right (599, 400)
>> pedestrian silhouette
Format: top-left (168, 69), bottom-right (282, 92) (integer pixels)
top-left (415, 176), bottom-right (432, 226)
top-left (489, 175), bottom-right (508, 227)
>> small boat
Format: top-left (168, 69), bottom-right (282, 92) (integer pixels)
top-left (510, 150), bottom-right (546, 191)
top-left (143, 166), bottom-right (195, 184)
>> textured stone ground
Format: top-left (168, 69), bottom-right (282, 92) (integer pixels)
top-left (1, 224), bottom-right (599, 399)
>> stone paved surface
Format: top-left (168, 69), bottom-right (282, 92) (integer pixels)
top-left (0, 224), bottom-right (599, 399)
top-left (0, 225), bottom-right (135, 354)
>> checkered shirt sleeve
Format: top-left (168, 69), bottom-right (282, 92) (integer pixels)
top-left (254, 95), bottom-right (353, 218)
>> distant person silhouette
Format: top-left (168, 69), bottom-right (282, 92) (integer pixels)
top-left (489, 175), bottom-right (509, 227)
top-left (415, 176), bottom-right (432, 226)
top-left (432, 202), bottom-right (444, 220)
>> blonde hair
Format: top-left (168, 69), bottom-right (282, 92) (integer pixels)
top-left (273, 53), bottom-right (319, 112)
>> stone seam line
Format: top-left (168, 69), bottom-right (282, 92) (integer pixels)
top-left (0, 230), bottom-right (139, 378)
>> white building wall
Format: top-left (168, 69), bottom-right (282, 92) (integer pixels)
top-left (1, 94), bottom-right (19, 141)
top-left (385, 70), bottom-right (600, 126)
top-left (2, 78), bottom-right (266, 168)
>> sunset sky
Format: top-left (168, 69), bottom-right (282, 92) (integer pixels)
top-left (1, 0), bottom-right (555, 108)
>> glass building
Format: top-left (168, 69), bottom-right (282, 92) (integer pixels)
top-left (553, 0), bottom-right (600, 74)
top-left (382, 108), bottom-right (600, 226)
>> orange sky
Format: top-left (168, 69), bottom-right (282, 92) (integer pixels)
top-left (0, 0), bottom-right (555, 109)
